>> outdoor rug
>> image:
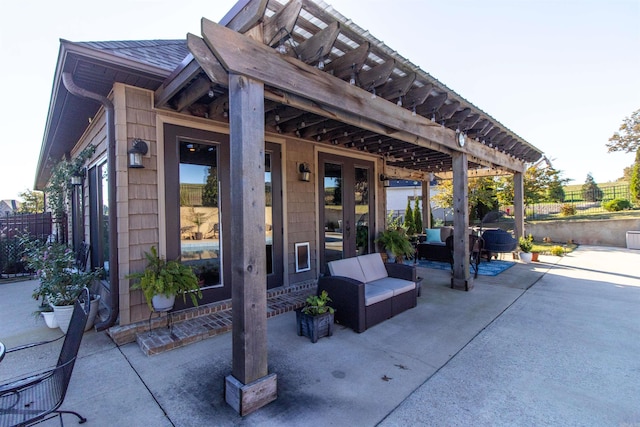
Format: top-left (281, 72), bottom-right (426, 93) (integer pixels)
top-left (408, 259), bottom-right (516, 276)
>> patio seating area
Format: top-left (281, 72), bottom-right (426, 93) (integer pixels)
top-left (1, 246), bottom-right (639, 426)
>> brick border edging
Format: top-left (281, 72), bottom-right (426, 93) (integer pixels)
top-left (107, 281), bottom-right (317, 346)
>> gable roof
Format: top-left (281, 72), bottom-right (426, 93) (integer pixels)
top-left (35, 39), bottom-right (187, 189)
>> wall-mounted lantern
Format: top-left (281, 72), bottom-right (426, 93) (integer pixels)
top-left (128, 138), bottom-right (148, 168)
top-left (299, 163), bottom-right (311, 182)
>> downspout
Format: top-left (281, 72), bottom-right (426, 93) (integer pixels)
top-left (62, 72), bottom-right (119, 331)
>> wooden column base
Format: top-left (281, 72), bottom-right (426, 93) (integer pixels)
top-left (225, 373), bottom-right (277, 416)
top-left (451, 277), bottom-right (474, 291)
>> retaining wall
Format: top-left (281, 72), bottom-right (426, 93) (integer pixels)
top-left (526, 218), bottom-right (640, 248)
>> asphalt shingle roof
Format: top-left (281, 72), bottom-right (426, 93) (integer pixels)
top-left (76, 39), bottom-right (188, 71)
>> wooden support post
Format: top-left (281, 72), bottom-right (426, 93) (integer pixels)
top-left (451, 152), bottom-right (472, 291)
top-left (513, 171), bottom-right (525, 241)
top-left (422, 180), bottom-right (431, 230)
top-left (225, 73), bottom-right (277, 416)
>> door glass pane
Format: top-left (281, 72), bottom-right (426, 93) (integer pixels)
top-left (179, 141), bottom-right (220, 288)
top-left (324, 162), bottom-right (343, 263)
top-left (265, 153), bottom-right (273, 275)
top-left (99, 162), bottom-right (110, 281)
top-left (355, 167), bottom-right (369, 255)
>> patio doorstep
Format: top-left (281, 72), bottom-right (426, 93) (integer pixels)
top-left (135, 284), bottom-right (313, 355)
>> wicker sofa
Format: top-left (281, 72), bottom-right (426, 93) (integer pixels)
top-left (415, 227), bottom-right (454, 262)
top-left (317, 253), bottom-right (418, 333)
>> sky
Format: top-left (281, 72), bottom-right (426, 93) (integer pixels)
top-left (1, 0), bottom-right (638, 202)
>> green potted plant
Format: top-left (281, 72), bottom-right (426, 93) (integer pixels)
top-left (186, 207), bottom-right (212, 240)
top-left (128, 246), bottom-right (203, 312)
top-left (376, 227), bottom-right (415, 263)
top-left (20, 236), bottom-right (101, 332)
top-left (518, 235), bottom-right (533, 263)
top-left (295, 290), bottom-right (335, 343)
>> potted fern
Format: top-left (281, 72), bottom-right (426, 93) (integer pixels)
top-left (376, 227), bottom-right (415, 263)
top-left (295, 290), bottom-right (335, 343)
top-left (127, 246), bottom-right (202, 312)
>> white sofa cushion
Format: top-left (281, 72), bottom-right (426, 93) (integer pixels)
top-left (328, 257), bottom-right (366, 283)
top-left (357, 253), bottom-right (389, 283)
top-left (370, 277), bottom-right (415, 296)
top-left (364, 283), bottom-right (394, 306)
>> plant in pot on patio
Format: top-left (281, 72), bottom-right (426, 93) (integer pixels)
top-left (186, 207), bottom-right (213, 240)
top-left (518, 235), bottom-right (533, 263)
top-left (296, 290), bottom-right (335, 343)
top-left (128, 246), bottom-right (203, 312)
top-left (20, 236), bottom-right (102, 333)
top-left (376, 227), bottom-right (415, 263)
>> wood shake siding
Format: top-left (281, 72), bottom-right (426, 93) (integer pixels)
top-left (286, 140), bottom-right (316, 284)
top-left (122, 85), bottom-right (159, 324)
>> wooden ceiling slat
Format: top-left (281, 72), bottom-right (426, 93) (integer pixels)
top-left (358, 59), bottom-right (395, 89)
top-left (436, 101), bottom-right (460, 121)
top-left (295, 21), bottom-right (340, 64)
top-left (403, 83), bottom-right (433, 109)
top-left (377, 72), bottom-right (416, 100)
top-left (263, 0), bottom-right (302, 46)
top-left (187, 34), bottom-right (229, 86)
top-left (155, 57), bottom-right (202, 108)
top-left (223, 0), bottom-right (269, 33)
top-left (174, 75), bottom-right (212, 112)
top-left (324, 42), bottom-right (369, 80)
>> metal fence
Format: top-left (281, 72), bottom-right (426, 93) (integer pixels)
top-left (0, 212), bottom-right (56, 276)
top-left (525, 184), bottom-right (632, 219)
top-left (387, 184), bottom-right (632, 225)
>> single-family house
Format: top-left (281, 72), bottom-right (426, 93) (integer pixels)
top-left (34, 0), bottom-right (543, 413)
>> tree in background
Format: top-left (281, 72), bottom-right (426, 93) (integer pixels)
top-left (581, 173), bottom-right (603, 202)
top-left (496, 166), bottom-right (568, 206)
top-left (606, 108), bottom-right (639, 153)
top-left (18, 189), bottom-right (44, 213)
top-left (413, 199), bottom-right (423, 234)
top-left (630, 148), bottom-right (640, 203)
top-left (403, 198), bottom-right (414, 234)
top-left (432, 177), bottom-right (497, 222)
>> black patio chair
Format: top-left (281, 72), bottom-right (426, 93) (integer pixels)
top-left (445, 234), bottom-right (484, 279)
top-left (0, 288), bottom-right (90, 426)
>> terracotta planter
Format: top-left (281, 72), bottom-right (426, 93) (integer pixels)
top-left (531, 252), bottom-right (539, 262)
top-left (296, 309), bottom-right (334, 343)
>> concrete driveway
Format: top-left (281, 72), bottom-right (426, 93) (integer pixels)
top-left (1, 245), bottom-right (638, 426)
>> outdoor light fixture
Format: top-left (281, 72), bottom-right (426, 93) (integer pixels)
top-left (299, 163), bottom-right (311, 182)
top-left (380, 174), bottom-right (390, 188)
top-left (128, 138), bottom-right (148, 169)
top-left (70, 168), bottom-right (85, 186)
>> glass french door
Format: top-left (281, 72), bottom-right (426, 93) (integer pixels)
top-left (319, 153), bottom-right (374, 273)
top-left (164, 125), bottom-right (283, 307)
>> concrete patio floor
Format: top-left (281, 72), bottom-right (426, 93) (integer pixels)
top-left (1, 246), bottom-right (639, 426)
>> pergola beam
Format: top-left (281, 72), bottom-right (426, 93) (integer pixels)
top-left (198, 19), bottom-right (525, 173)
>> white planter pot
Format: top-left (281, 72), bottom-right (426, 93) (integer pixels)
top-left (42, 311), bottom-right (58, 328)
top-left (519, 252), bottom-right (533, 263)
top-left (152, 294), bottom-right (175, 312)
top-left (85, 295), bottom-right (101, 331)
top-left (51, 304), bottom-right (75, 333)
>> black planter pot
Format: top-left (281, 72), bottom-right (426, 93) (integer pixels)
top-left (295, 309), bottom-right (334, 343)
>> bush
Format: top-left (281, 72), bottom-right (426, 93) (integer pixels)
top-left (550, 245), bottom-right (565, 256)
top-left (602, 198), bottom-right (631, 212)
top-left (560, 204), bottom-right (576, 216)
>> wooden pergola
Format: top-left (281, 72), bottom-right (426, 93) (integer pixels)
top-left (153, 0), bottom-right (543, 414)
